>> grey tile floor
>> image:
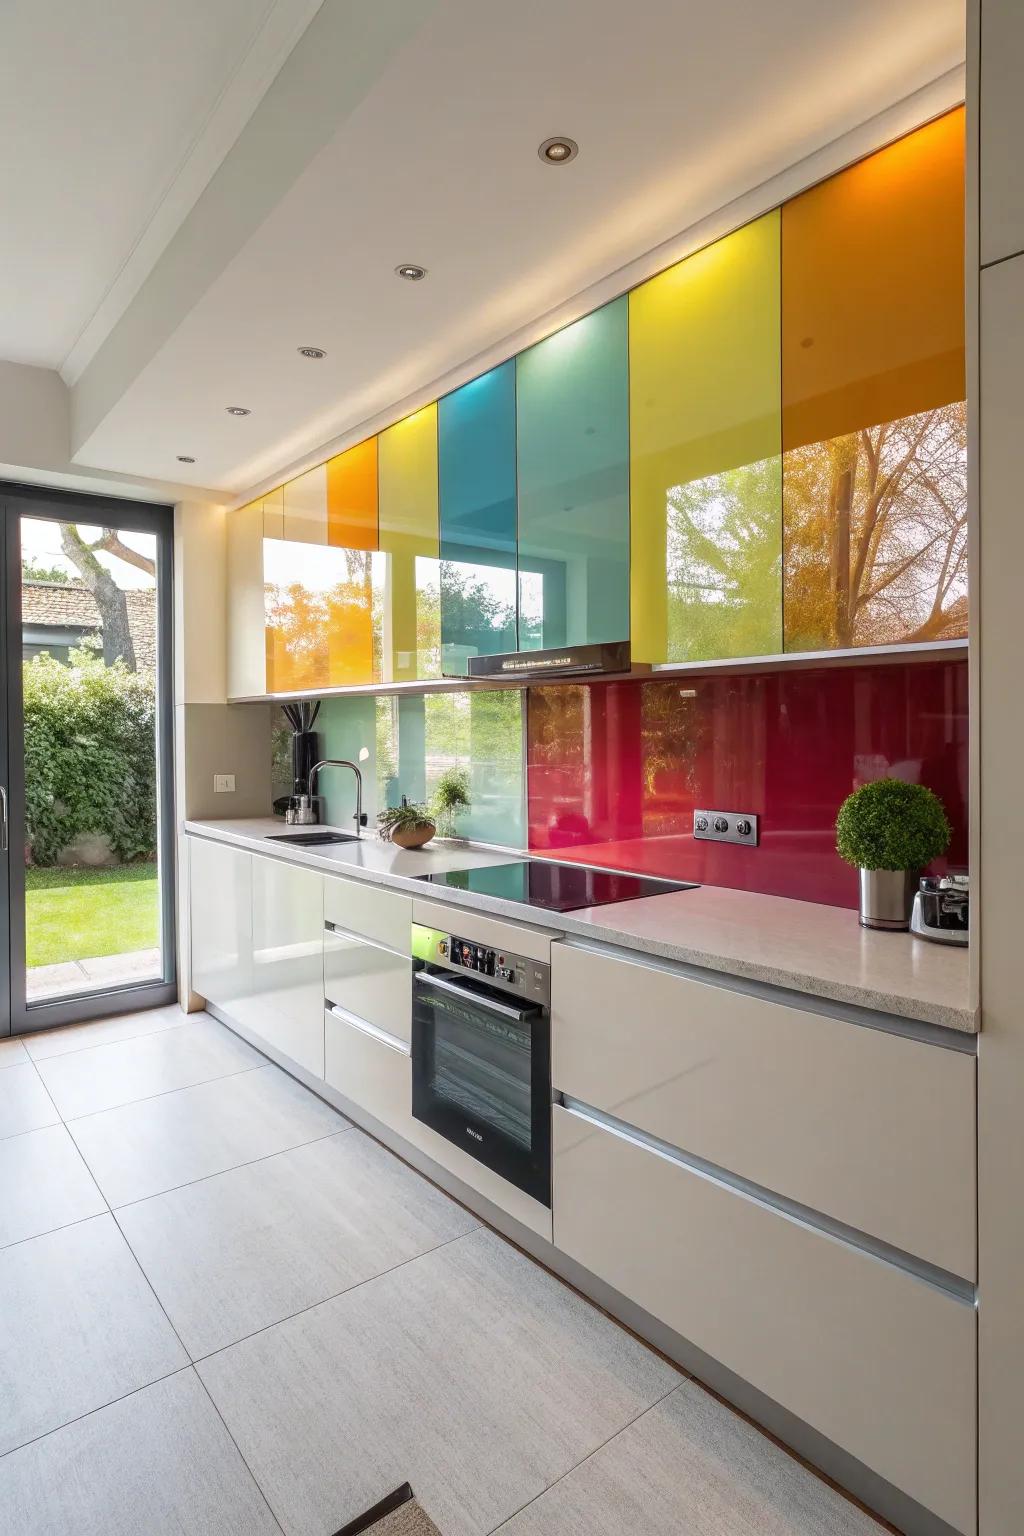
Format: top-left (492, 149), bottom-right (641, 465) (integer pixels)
top-left (0, 1007), bottom-right (884, 1536)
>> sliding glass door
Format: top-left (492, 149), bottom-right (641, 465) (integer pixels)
top-left (1, 485), bottom-right (176, 1038)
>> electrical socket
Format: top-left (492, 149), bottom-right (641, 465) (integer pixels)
top-left (213, 774), bottom-right (236, 794)
top-left (693, 809), bottom-right (759, 846)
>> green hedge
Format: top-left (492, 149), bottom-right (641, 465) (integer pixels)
top-left (24, 650), bottom-right (156, 865)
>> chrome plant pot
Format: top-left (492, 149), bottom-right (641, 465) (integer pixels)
top-left (858, 868), bottom-right (919, 930)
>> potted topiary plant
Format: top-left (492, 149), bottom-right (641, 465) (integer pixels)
top-left (432, 767), bottom-right (471, 839)
top-left (376, 799), bottom-right (436, 850)
top-left (835, 778), bottom-right (951, 930)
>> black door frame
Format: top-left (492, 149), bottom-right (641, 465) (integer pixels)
top-left (2, 482), bottom-right (177, 1035)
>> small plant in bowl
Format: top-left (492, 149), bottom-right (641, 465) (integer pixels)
top-left (836, 778), bottom-right (951, 930)
top-left (377, 800), bottom-right (436, 850)
top-left (432, 767), bottom-right (471, 838)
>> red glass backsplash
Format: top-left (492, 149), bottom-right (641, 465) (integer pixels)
top-left (525, 659), bottom-right (968, 908)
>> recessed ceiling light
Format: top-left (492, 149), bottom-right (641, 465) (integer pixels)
top-left (538, 136), bottom-right (578, 165)
top-left (225, 405), bottom-right (251, 416)
top-left (297, 346), bottom-right (326, 359)
top-left (395, 263), bottom-right (427, 281)
top-left (176, 455), bottom-right (196, 464)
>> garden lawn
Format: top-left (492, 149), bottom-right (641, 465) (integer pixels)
top-left (25, 862), bottom-right (159, 968)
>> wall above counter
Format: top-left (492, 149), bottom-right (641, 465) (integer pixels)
top-left (228, 108), bottom-right (966, 703)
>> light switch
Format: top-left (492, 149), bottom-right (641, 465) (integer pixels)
top-left (213, 774), bottom-right (236, 794)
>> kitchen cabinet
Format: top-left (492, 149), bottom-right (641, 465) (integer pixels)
top-left (781, 109), bottom-right (967, 652)
top-left (188, 837), bottom-right (253, 1019)
top-left (282, 464), bottom-right (328, 544)
top-left (438, 361), bottom-right (518, 671)
top-left (249, 858), bottom-right (325, 1077)
top-left (326, 437), bottom-right (378, 551)
top-left (516, 299), bottom-right (629, 651)
top-left (324, 926), bottom-right (411, 1045)
top-left (980, 0), bottom-right (1024, 265)
top-left (378, 404), bottom-right (440, 682)
top-left (629, 212), bottom-right (782, 664)
top-left (324, 1004), bottom-right (412, 1136)
top-left (323, 873), bottom-right (411, 951)
top-left (553, 1103), bottom-right (976, 1536)
top-left (552, 941), bottom-right (976, 1278)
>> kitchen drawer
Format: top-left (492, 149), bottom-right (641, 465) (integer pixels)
top-left (324, 927), bottom-right (411, 1044)
top-left (552, 941), bottom-right (975, 1279)
top-left (553, 1104), bottom-right (976, 1535)
top-left (323, 874), bottom-right (411, 952)
top-left (412, 897), bottom-right (553, 963)
top-left (324, 1006), bottom-right (412, 1137)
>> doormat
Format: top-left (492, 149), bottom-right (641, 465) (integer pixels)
top-left (332, 1483), bottom-right (443, 1536)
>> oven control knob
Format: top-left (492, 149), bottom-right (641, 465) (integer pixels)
top-left (714, 816), bottom-right (729, 833)
top-left (438, 940), bottom-right (448, 956)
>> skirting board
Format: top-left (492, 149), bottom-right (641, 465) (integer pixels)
top-left (207, 1001), bottom-right (968, 1536)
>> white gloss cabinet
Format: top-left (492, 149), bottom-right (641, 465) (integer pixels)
top-left (980, 0), bottom-right (1024, 265)
top-left (324, 1006), bottom-right (412, 1136)
top-left (324, 926), bottom-right (411, 1044)
top-left (552, 941), bottom-right (976, 1279)
top-left (323, 874), bottom-right (411, 952)
top-left (552, 1105), bottom-right (976, 1536)
top-left (188, 838), bottom-right (253, 1020)
top-left (249, 858), bottom-right (325, 1078)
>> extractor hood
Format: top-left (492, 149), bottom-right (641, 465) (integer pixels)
top-left (460, 640), bottom-right (631, 681)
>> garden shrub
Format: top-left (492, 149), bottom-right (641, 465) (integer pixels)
top-left (23, 649), bottom-right (156, 865)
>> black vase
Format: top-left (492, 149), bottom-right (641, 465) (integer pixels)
top-left (291, 730), bottom-right (319, 798)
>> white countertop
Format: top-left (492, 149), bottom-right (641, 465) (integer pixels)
top-left (183, 818), bottom-right (977, 1035)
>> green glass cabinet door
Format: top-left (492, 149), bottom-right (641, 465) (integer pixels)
top-left (516, 298), bottom-right (629, 651)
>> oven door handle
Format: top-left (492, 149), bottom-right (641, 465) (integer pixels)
top-left (414, 969), bottom-right (539, 1023)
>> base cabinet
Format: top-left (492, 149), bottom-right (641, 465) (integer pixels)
top-left (189, 838), bottom-right (254, 1019)
top-left (552, 1104), bottom-right (976, 1536)
top-left (324, 1007), bottom-right (412, 1136)
top-left (250, 859), bottom-right (325, 1078)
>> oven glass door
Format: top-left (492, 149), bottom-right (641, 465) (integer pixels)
top-left (412, 967), bottom-right (551, 1206)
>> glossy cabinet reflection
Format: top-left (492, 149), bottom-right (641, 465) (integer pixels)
top-left (250, 856), bottom-right (325, 1077)
top-left (264, 538), bottom-right (375, 693)
top-left (438, 362), bottom-right (517, 671)
top-left (630, 212), bottom-right (782, 662)
top-left (516, 299), bottom-right (629, 650)
top-left (782, 108), bottom-right (966, 651)
top-left (378, 406), bottom-right (440, 681)
top-left (327, 438), bottom-right (378, 551)
top-left (188, 838), bottom-right (253, 1019)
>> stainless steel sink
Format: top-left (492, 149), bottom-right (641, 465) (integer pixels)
top-left (264, 831), bottom-right (357, 846)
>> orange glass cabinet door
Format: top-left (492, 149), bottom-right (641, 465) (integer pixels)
top-left (781, 109), bottom-right (967, 651)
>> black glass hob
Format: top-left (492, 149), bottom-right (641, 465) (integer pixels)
top-left (415, 859), bottom-right (696, 913)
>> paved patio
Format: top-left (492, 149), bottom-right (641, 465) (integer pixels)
top-left (26, 948), bottom-right (162, 1001)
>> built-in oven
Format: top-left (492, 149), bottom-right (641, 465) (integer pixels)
top-left (410, 924), bottom-right (551, 1207)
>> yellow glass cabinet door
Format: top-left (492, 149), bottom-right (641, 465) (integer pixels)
top-left (378, 405), bottom-right (440, 680)
top-left (629, 211), bottom-right (782, 663)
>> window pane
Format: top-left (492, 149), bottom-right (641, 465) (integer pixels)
top-left (21, 517), bottom-right (163, 1001)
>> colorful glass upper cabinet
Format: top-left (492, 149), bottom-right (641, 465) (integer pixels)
top-left (327, 438), bottom-right (378, 551)
top-left (378, 405), bottom-right (440, 681)
top-left (515, 298), bottom-right (630, 651)
top-left (782, 108), bottom-right (967, 651)
top-left (630, 211), bottom-right (782, 663)
top-left (438, 362), bottom-right (518, 671)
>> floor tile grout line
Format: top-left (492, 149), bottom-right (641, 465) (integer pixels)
top-left (190, 1371), bottom-right (289, 1535)
top-left (19, 1012), bottom-right (193, 1066)
top-left (485, 1380), bottom-right (684, 1534)
top-left (0, 1116), bottom-right (63, 1145)
top-left (192, 1226), bottom-right (481, 1369)
top-left (0, 1204), bottom-right (111, 1256)
top-left (111, 1123), bottom-right (357, 1213)
top-left (58, 1059), bottom-right (268, 1127)
top-left (0, 1362), bottom-right (191, 1466)
top-left (100, 1120), bottom-right (355, 1212)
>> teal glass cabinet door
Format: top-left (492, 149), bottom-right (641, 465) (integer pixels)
top-left (516, 297), bottom-right (630, 651)
top-left (438, 362), bottom-right (518, 672)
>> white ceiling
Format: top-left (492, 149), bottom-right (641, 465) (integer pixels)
top-left (1, 0), bottom-right (966, 499)
top-left (0, 0), bottom-right (323, 372)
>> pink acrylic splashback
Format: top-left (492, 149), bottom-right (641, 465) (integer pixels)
top-left (525, 659), bottom-right (968, 909)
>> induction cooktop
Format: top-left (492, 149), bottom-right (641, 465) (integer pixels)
top-left (415, 859), bottom-right (697, 913)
